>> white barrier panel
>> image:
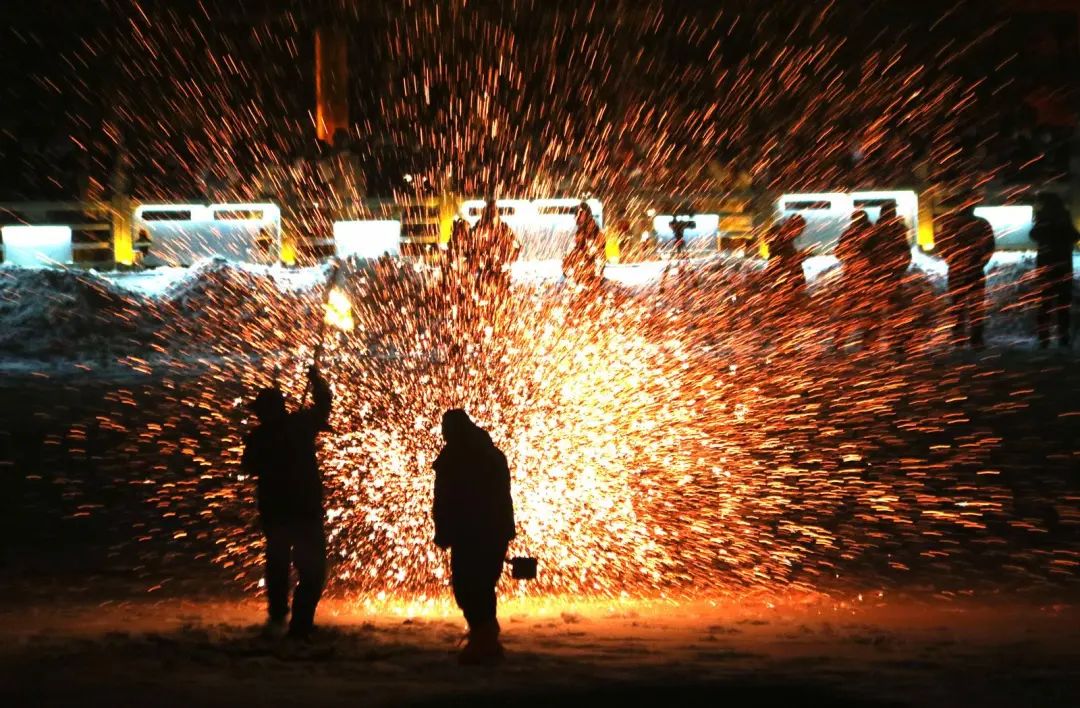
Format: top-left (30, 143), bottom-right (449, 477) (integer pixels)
top-left (1, 225), bottom-right (74, 266)
top-left (974, 206), bottom-right (1034, 250)
top-left (460, 199), bottom-right (536, 230)
top-left (133, 202), bottom-right (282, 266)
top-left (334, 220), bottom-right (402, 259)
top-left (532, 198), bottom-right (604, 229)
top-left (653, 214), bottom-right (721, 249)
top-left (779, 191), bottom-right (923, 252)
top-left (777, 193), bottom-right (854, 253)
top-left (460, 198), bottom-right (604, 260)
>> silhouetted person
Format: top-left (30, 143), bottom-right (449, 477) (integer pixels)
top-left (471, 200), bottom-right (520, 291)
top-left (869, 203), bottom-right (912, 284)
top-left (563, 201), bottom-right (604, 285)
top-left (863, 203), bottom-right (913, 348)
top-left (935, 201), bottom-right (996, 348)
top-left (241, 366), bottom-right (332, 639)
top-left (837, 210), bottom-right (874, 280)
top-left (433, 409), bottom-right (516, 665)
top-left (670, 213), bottom-right (696, 257)
top-left (765, 214), bottom-right (807, 295)
top-left (256, 227), bottom-right (273, 256)
top-left (1030, 192), bottom-right (1079, 348)
top-left (659, 212), bottom-right (698, 291)
top-left (445, 217), bottom-right (470, 277)
top-left (134, 229), bottom-right (152, 265)
top-left (833, 211), bottom-right (876, 349)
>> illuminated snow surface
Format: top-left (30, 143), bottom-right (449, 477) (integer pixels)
top-left (2, 252), bottom-right (1078, 595)
top-left (0, 596), bottom-right (1078, 707)
top-left (0, 251), bottom-right (1075, 366)
top-left (1, 253), bottom-right (1079, 705)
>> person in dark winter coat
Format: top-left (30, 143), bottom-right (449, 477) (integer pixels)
top-left (1030, 192), bottom-right (1079, 348)
top-left (869, 203), bottom-right (912, 284)
top-left (833, 211), bottom-right (875, 348)
top-left (765, 214), bottom-right (807, 295)
top-left (562, 202), bottom-right (604, 285)
top-left (935, 202), bottom-right (996, 348)
top-left (862, 203), bottom-right (913, 348)
top-left (433, 409), bottom-right (516, 665)
top-left (471, 200), bottom-right (520, 292)
top-left (837, 210), bottom-right (874, 280)
top-left (241, 366), bottom-right (332, 639)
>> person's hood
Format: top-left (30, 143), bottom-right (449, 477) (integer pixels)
top-left (251, 387), bottom-right (287, 424)
top-left (442, 408), bottom-right (484, 446)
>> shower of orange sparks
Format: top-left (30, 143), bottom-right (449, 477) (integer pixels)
top-left (21, 2), bottom-right (1077, 608)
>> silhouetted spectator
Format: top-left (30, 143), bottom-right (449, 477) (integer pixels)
top-left (134, 229), bottom-right (152, 267)
top-left (935, 201), bottom-right (996, 348)
top-left (765, 214), bottom-right (807, 295)
top-left (1030, 192), bottom-right (1079, 348)
top-left (256, 228), bottom-right (274, 257)
top-left (869, 203), bottom-right (912, 284)
top-left (864, 203), bottom-right (913, 349)
top-left (241, 366), bottom-right (332, 640)
top-left (833, 211), bottom-right (875, 349)
top-left (837, 210), bottom-right (874, 280)
top-left (670, 213), bottom-right (696, 257)
top-left (445, 217), bottom-right (470, 275)
top-left (471, 200), bottom-right (520, 292)
top-left (563, 201), bottom-right (604, 285)
top-left (659, 212), bottom-right (698, 290)
top-left (433, 409), bottom-right (516, 665)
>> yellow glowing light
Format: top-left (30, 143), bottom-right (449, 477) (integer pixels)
top-left (605, 232), bottom-right (621, 263)
top-left (280, 239), bottom-right (297, 266)
top-left (324, 286), bottom-right (355, 331)
top-left (917, 193), bottom-right (936, 250)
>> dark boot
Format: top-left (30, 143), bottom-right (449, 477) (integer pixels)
top-left (458, 621), bottom-right (504, 666)
top-left (262, 614), bottom-right (287, 639)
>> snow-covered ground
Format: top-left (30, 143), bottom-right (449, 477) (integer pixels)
top-left (2, 253), bottom-right (1078, 705)
top-left (2, 251), bottom-right (1076, 368)
top-left (102, 261), bottom-right (330, 297)
top-left (24, 250), bottom-right (1074, 298)
top-left (1, 596), bottom-right (1077, 707)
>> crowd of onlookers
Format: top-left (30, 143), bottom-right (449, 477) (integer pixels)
top-left (763, 192), bottom-right (1078, 350)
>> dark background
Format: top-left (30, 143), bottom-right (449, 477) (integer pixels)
top-left (0, 0), bottom-right (1076, 200)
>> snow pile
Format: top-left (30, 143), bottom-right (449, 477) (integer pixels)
top-left (0, 253), bottom-right (1076, 362)
top-left (0, 265), bottom-right (152, 357)
top-left (1, 597), bottom-right (1076, 708)
top-left (0, 259), bottom-right (326, 361)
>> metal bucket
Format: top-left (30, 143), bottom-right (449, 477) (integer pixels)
top-left (508, 556), bottom-right (537, 580)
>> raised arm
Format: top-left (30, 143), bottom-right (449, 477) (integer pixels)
top-left (307, 365), bottom-right (332, 430)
